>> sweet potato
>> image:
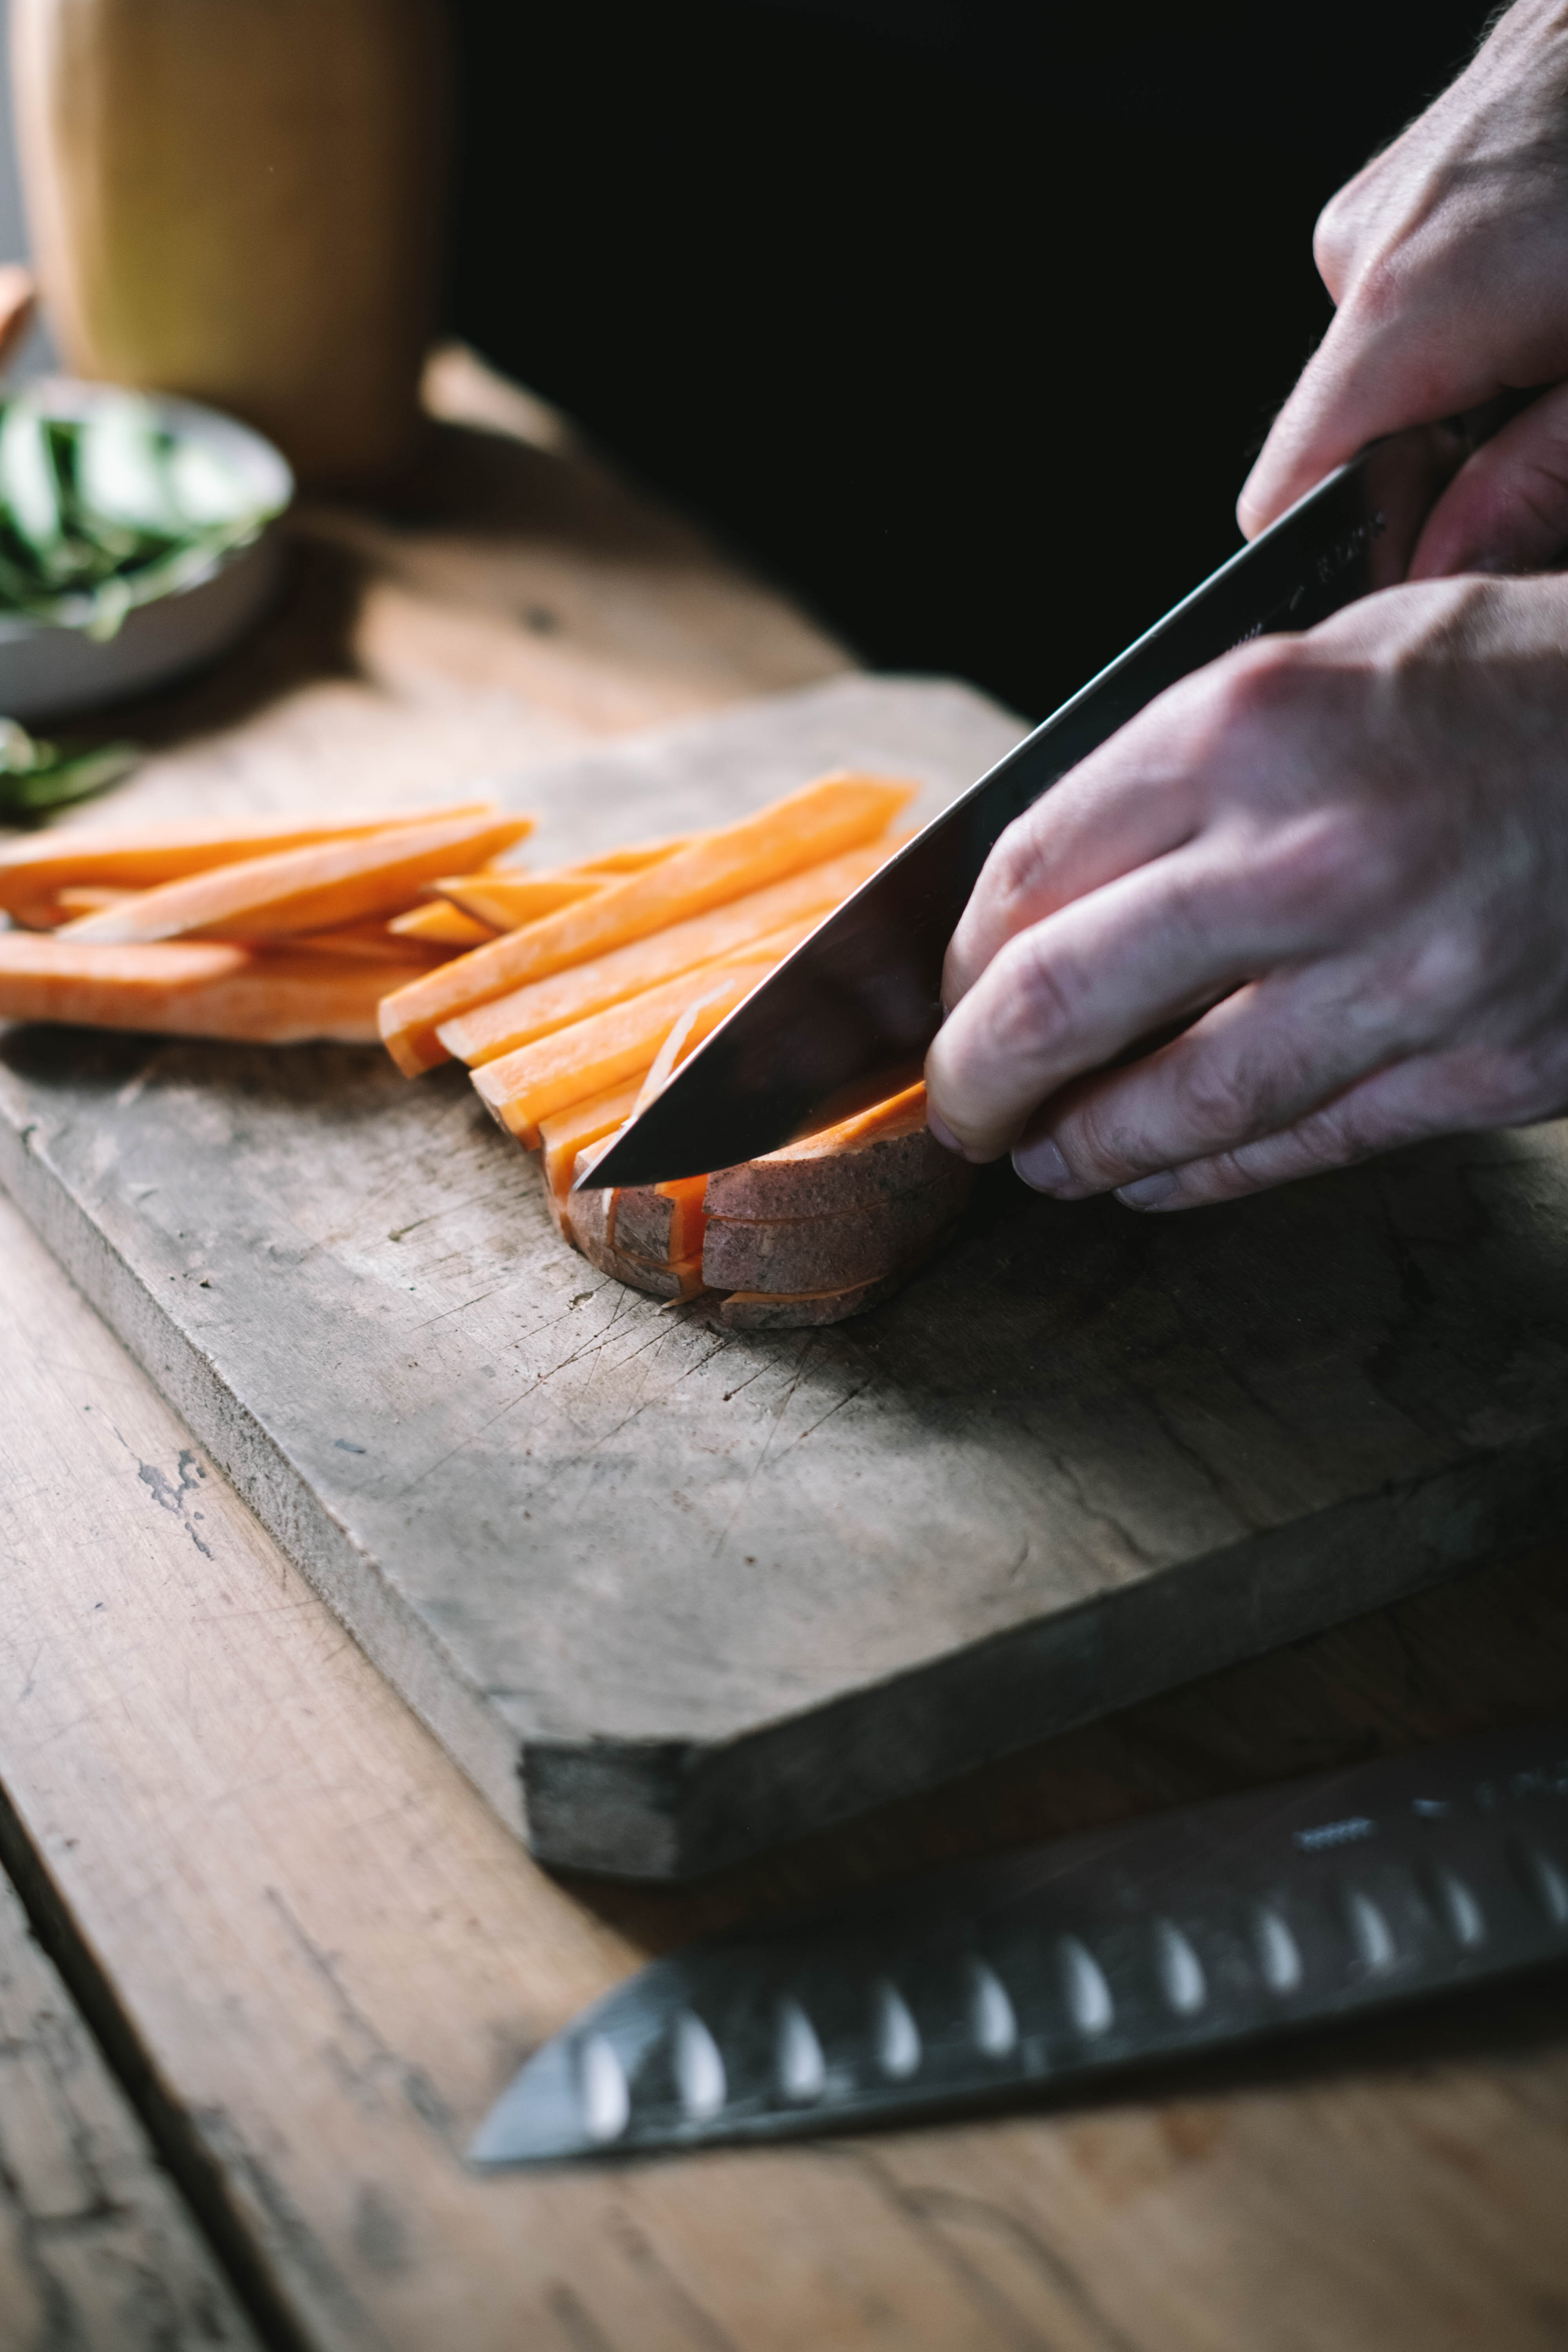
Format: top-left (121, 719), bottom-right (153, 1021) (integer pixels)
top-left (379, 772), bottom-right (914, 1076)
top-left (389, 902), bottom-right (498, 947)
top-left (62, 809), bottom-right (533, 945)
top-left (701, 1171), bottom-right (972, 1294)
top-left (0, 803), bottom-right (498, 913)
top-left (435, 839), bottom-right (892, 1070)
top-left (537, 1078), bottom-right (644, 1211)
top-left (0, 934), bottom-right (432, 1043)
top-left (703, 1085), bottom-right (969, 1221)
top-left (570, 835), bottom-right (693, 875)
top-left (282, 921), bottom-right (450, 965)
top-left (714, 1266), bottom-right (918, 1329)
top-left (564, 1180), bottom-right (706, 1300)
top-left (431, 871), bottom-right (604, 929)
top-left (469, 933), bottom-right (800, 1146)
top-left (7, 885), bottom-right (137, 929)
top-left (613, 1174), bottom-right (709, 1266)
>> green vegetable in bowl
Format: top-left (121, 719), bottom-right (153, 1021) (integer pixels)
top-left (0, 717), bottom-right (139, 823)
top-left (0, 390), bottom-right (288, 641)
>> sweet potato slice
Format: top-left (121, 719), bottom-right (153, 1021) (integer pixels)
top-left (537, 1078), bottom-right (645, 1211)
top-left (714, 1266), bottom-right (918, 1329)
top-left (0, 934), bottom-right (431, 1043)
top-left (430, 871), bottom-right (605, 929)
top-left (564, 1180), bottom-right (706, 1300)
top-left (379, 771), bottom-right (914, 1076)
top-left (469, 930), bottom-right (802, 1146)
top-left (60, 809), bottom-right (533, 945)
top-left (435, 838), bottom-right (891, 1069)
top-left (704, 1085), bottom-right (969, 1220)
top-left (613, 1174), bottom-right (709, 1266)
top-left (701, 1170), bottom-right (973, 1294)
top-left (389, 901), bottom-right (498, 947)
top-left (0, 802), bottom-right (498, 913)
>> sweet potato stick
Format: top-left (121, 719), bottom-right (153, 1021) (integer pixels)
top-left (434, 837), bottom-right (894, 1069)
top-left (0, 802), bottom-right (499, 912)
top-left (431, 871), bottom-right (604, 929)
top-left (380, 772), bottom-right (914, 1076)
top-left (566, 835), bottom-right (693, 875)
top-left (0, 934), bottom-right (432, 1043)
top-left (390, 902), bottom-right (497, 948)
top-left (7, 885), bottom-right (138, 929)
top-left (62, 810), bottom-right (533, 945)
top-left (537, 1078), bottom-right (646, 1208)
top-left (470, 933), bottom-right (799, 1146)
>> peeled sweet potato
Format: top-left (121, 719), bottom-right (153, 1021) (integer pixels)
top-left (435, 840), bottom-right (890, 1070)
top-left (389, 902), bottom-right (499, 948)
top-left (0, 803), bottom-right (499, 914)
top-left (64, 809), bottom-right (533, 945)
top-left (379, 773), bottom-right (914, 1075)
top-left (470, 938), bottom-right (796, 1145)
top-left (0, 934), bottom-right (432, 1043)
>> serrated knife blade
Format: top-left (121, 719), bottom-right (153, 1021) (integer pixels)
top-left (583, 415), bottom-right (1481, 1191)
top-left (470, 1713), bottom-right (1568, 2164)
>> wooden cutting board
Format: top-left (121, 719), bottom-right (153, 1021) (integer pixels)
top-left (5, 671), bottom-right (1568, 1881)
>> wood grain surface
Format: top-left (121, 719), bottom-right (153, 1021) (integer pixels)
top-left (5, 1176), bottom-right (1568, 2352)
top-left (3, 345), bottom-right (1568, 2350)
top-left (0, 1860), bottom-right (257, 2350)
top-left (10, 665), bottom-right (1568, 1877)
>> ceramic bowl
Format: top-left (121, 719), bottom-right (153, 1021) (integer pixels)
top-left (0, 381), bottom-right (294, 724)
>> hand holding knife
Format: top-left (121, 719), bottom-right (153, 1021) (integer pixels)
top-left (586, 412), bottom-right (1492, 1194)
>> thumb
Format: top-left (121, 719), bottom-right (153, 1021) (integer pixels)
top-left (1410, 380), bottom-right (1568, 579)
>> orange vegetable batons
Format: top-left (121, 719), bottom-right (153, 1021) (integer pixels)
top-left (470, 932), bottom-right (802, 1145)
top-left (537, 1078), bottom-right (646, 1210)
top-left (0, 802), bottom-right (499, 913)
top-left (389, 902), bottom-right (498, 948)
top-left (61, 809), bottom-right (533, 946)
top-left (431, 871), bottom-right (605, 929)
top-left (435, 839), bottom-right (889, 1070)
top-left (379, 772), bottom-right (914, 1076)
top-left (0, 934), bottom-right (433, 1044)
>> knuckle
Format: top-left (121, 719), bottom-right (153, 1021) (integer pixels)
top-left (991, 927), bottom-right (1082, 1061)
top-left (1056, 1089), bottom-right (1140, 1187)
top-left (982, 810), bottom-right (1053, 924)
top-left (1200, 638), bottom-right (1313, 746)
top-left (1172, 1051), bottom-right (1275, 1145)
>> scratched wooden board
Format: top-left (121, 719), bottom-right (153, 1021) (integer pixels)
top-left (5, 670), bottom-right (1568, 1880)
top-left (0, 1862), bottom-right (258, 2350)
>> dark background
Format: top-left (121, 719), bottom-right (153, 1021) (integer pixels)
top-left (449, 0), bottom-right (1494, 720)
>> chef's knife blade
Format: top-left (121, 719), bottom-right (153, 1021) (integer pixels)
top-left (470, 1712), bottom-right (1568, 2165)
top-left (583, 417), bottom-right (1474, 1190)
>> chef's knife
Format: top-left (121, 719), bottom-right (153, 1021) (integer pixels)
top-left (470, 1711), bottom-right (1568, 2164)
top-left (583, 414), bottom-right (1486, 1190)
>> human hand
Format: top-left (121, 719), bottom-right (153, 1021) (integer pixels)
top-left (925, 573), bottom-right (1568, 1209)
top-left (1239, 0), bottom-right (1568, 579)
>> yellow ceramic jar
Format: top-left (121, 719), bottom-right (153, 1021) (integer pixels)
top-left (13, 0), bottom-right (448, 484)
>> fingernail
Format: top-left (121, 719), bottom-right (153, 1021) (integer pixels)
top-left (1012, 1135), bottom-right (1071, 1193)
top-left (926, 1108), bottom-right (964, 1155)
top-left (1116, 1171), bottom-right (1178, 1210)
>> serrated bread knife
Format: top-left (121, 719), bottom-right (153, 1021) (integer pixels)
top-left (470, 1713), bottom-right (1568, 2164)
top-left (584, 409), bottom-right (1506, 1191)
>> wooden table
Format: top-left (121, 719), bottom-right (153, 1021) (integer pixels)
top-left (4, 349), bottom-right (1568, 2352)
